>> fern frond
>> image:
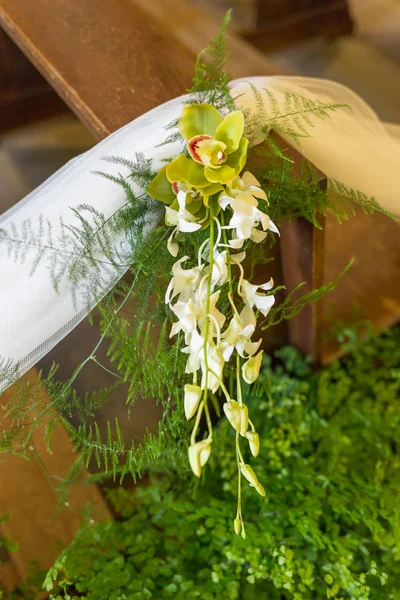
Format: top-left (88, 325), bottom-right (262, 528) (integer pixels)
top-left (189, 10), bottom-right (235, 111)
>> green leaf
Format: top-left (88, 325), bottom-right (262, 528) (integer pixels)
top-left (178, 104), bottom-right (222, 139)
top-left (166, 154), bottom-right (209, 188)
top-left (215, 111), bottom-right (244, 153)
top-left (146, 166), bottom-right (175, 204)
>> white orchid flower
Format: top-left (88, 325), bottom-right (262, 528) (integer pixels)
top-left (165, 256), bottom-right (203, 304)
top-left (196, 290), bottom-right (226, 331)
top-left (242, 349), bottom-right (264, 384)
top-left (188, 439), bottom-right (212, 478)
top-left (170, 298), bottom-right (197, 336)
top-left (200, 342), bottom-right (224, 393)
top-left (218, 172), bottom-right (279, 247)
top-left (241, 278), bottom-right (275, 317)
top-left (211, 250), bottom-right (229, 287)
top-left (221, 313), bottom-right (261, 361)
top-left (182, 330), bottom-right (204, 374)
top-left (165, 189), bottom-right (202, 234)
top-left (184, 384), bottom-right (202, 420)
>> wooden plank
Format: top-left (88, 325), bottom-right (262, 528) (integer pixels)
top-left (0, 369), bottom-right (112, 581)
top-left (0, 0), bottom-right (195, 139)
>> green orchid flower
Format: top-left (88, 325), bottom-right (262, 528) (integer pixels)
top-left (178, 103), bottom-right (249, 185)
top-left (146, 103), bottom-right (247, 228)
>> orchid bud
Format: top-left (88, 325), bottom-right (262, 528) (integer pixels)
top-left (234, 518), bottom-right (241, 536)
top-left (240, 463), bottom-right (258, 487)
top-left (242, 350), bottom-right (263, 384)
top-left (184, 384), bottom-right (202, 420)
top-left (246, 431), bottom-right (260, 457)
top-left (240, 463), bottom-right (266, 497)
top-left (255, 482), bottom-right (266, 497)
top-left (223, 400), bottom-right (241, 432)
top-left (188, 439), bottom-right (212, 478)
top-left (223, 400), bottom-right (249, 435)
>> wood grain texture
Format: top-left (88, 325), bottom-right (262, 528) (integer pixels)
top-left (0, 0), bottom-right (195, 139)
top-left (0, 369), bottom-right (112, 581)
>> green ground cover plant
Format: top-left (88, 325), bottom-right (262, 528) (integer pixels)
top-left (9, 323), bottom-right (399, 600)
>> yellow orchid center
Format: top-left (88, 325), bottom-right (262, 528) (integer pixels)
top-left (187, 135), bottom-right (227, 168)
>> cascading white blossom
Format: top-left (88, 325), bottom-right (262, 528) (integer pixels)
top-left (163, 164), bottom-right (278, 537)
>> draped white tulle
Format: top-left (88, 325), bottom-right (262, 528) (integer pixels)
top-left (0, 76), bottom-right (399, 392)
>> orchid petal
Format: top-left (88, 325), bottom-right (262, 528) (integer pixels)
top-left (241, 171), bottom-right (260, 187)
top-left (188, 439), bottom-right (212, 478)
top-left (242, 350), bottom-right (264, 384)
top-left (166, 154), bottom-right (209, 188)
top-left (214, 111), bottom-right (244, 153)
top-left (147, 166), bottom-right (175, 204)
top-left (184, 384), bottom-right (202, 420)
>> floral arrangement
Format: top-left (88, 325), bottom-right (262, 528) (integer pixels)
top-left (146, 102), bottom-right (279, 536)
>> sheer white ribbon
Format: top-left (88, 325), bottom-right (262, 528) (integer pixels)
top-left (0, 76), bottom-right (399, 392)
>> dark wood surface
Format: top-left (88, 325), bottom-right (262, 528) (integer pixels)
top-left (0, 29), bottom-right (67, 133)
top-left (281, 218), bottom-right (326, 364)
top-left (247, 0), bottom-right (353, 51)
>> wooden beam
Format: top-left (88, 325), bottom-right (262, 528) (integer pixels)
top-left (0, 0), bottom-right (195, 139)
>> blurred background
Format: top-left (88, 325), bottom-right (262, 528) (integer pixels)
top-left (1, 0), bottom-right (399, 446)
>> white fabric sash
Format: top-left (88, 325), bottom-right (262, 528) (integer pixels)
top-left (0, 77), bottom-right (399, 392)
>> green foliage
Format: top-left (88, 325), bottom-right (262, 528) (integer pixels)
top-left (190, 10), bottom-right (235, 112)
top-left (38, 325), bottom-right (400, 599)
top-left (242, 84), bottom-right (348, 145)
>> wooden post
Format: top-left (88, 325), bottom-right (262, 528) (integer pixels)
top-left (280, 217), bottom-right (326, 364)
